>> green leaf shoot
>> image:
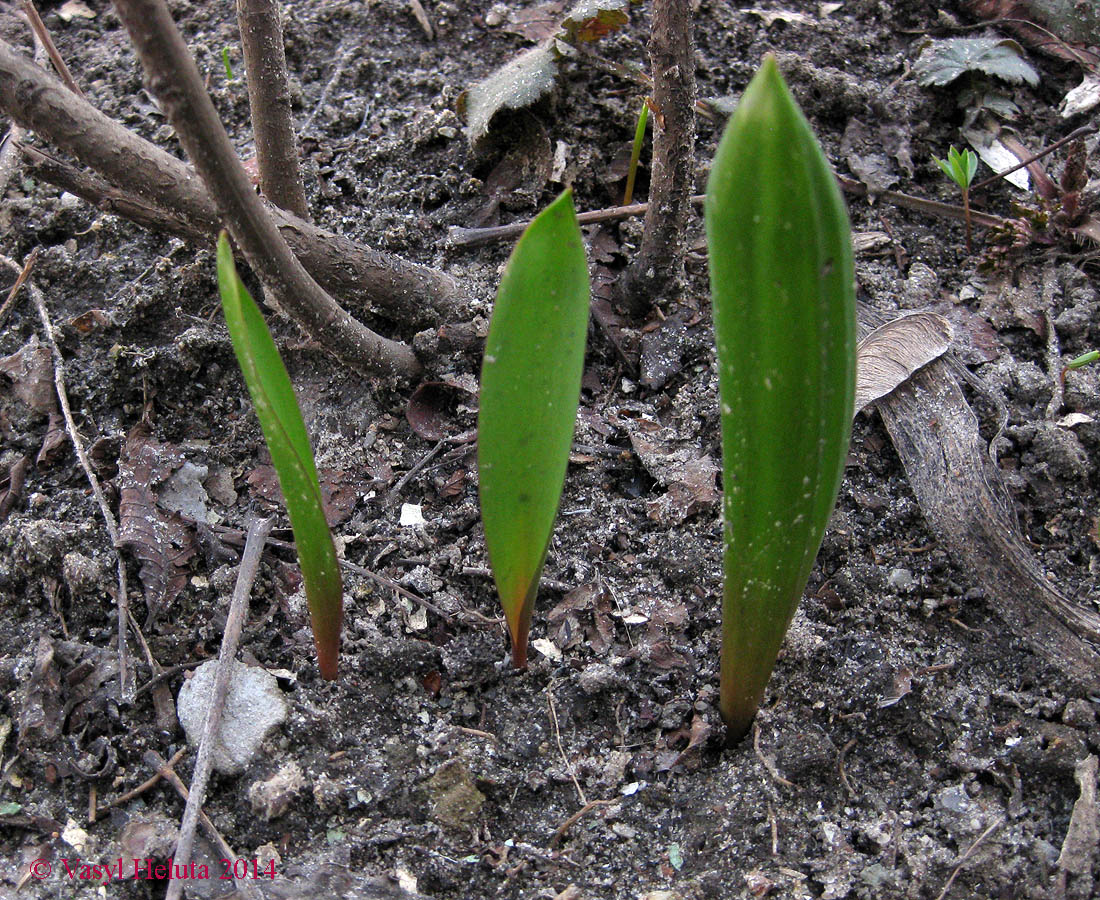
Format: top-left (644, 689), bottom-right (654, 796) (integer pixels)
top-left (934, 146), bottom-right (978, 253)
top-left (705, 55), bottom-right (856, 744)
top-left (622, 96), bottom-right (651, 206)
top-left (221, 46), bottom-right (234, 81)
top-left (934, 146), bottom-right (978, 190)
top-left (216, 232), bottom-right (343, 680)
top-left (1066, 350), bottom-right (1099, 371)
top-left (478, 190), bottom-right (590, 668)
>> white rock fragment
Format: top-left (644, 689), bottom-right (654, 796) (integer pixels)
top-left (177, 660), bottom-right (288, 775)
top-left (248, 761), bottom-right (306, 820)
top-left (400, 503), bottom-right (426, 527)
top-left (531, 638), bottom-right (561, 661)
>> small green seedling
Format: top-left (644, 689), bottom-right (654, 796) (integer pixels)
top-left (1060, 350), bottom-right (1099, 387)
top-left (222, 46), bottom-right (235, 81)
top-left (622, 97), bottom-right (651, 206)
top-left (705, 55), bottom-right (856, 744)
top-left (216, 232), bottom-right (343, 680)
top-left (477, 190), bottom-right (590, 668)
top-left (934, 145), bottom-right (979, 253)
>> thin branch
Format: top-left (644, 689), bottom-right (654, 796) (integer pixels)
top-left (166, 515), bottom-right (272, 900)
top-left (142, 750), bottom-right (260, 899)
top-left (111, 0), bottom-right (419, 378)
top-left (1, 253), bottom-right (135, 701)
top-left (93, 746), bottom-right (187, 821)
top-left (970, 123), bottom-right (1099, 193)
top-left (450, 178), bottom-right (1011, 249)
top-left (17, 143), bottom-right (206, 240)
top-left (236, 0), bottom-right (309, 219)
top-left (615, 0), bottom-right (697, 315)
top-left (0, 37), bottom-right (458, 330)
top-left (20, 1), bottom-right (84, 97)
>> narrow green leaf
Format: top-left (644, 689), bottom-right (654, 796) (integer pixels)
top-left (963, 148), bottom-right (978, 185)
top-left (623, 97), bottom-right (650, 206)
top-left (478, 190), bottom-right (590, 668)
top-left (216, 232), bottom-right (343, 680)
top-left (705, 56), bottom-right (856, 742)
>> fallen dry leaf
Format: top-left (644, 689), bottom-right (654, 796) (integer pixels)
top-left (117, 424), bottom-right (196, 621)
top-left (855, 313), bottom-right (953, 413)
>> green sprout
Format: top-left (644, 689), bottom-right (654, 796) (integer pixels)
top-left (477, 190), bottom-right (590, 668)
top-left (216, 232), bottom-right (343, 680)
top-left (622, 97), bottom-right (651, 206)
top-left (222, 46), bottom-right (235, 81)
top-left (705, 55), bottom-right (856, 744)
top-left (1060, 350), bottom-right (1099, 387)
top-left (934, 145), bottom-right (979, 254)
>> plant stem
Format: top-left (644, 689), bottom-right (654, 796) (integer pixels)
top-left (236, 0), bottom-right (310, 220)
top-left (0, 37), bottom-right (457, 330)
top-left (962, 186), bottom-right (972, 254)
top-left (614, 0), bottom-right (696, 315)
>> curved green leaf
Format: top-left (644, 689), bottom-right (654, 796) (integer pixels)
top-left (216, 232), bottom-right (343, 680)
top-left (478, 190), bottom-right (590, 668)
top-left (705, 56), bottom-right (856, 742)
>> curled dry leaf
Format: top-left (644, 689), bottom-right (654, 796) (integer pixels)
top-left (406, 381), bottom-right (475, 441)
top-left (117, 424), bottom-right (197, 621)
top-left (854, 312), bottom-right (953, 414)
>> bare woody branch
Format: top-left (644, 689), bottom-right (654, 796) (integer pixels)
top-left (110, 0), bottom-right (418, 377)
top-left (615, 0), bottom-right (696, 316)
top-left (236, 0), bottom-right (309, 219)
top-left (0, 38), bottom-right (457, 331)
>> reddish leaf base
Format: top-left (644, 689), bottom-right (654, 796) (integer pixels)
top-left (509, 618), bottom-right (530, 670)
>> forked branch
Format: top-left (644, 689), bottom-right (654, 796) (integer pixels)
top-left (0, 38), bottom-right (457, 332)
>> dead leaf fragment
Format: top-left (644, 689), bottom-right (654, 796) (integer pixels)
top-left (504, 0), bottom-right (566, 41)
top-left (0, 335), bottom-right (54, 413)
top-left (855, 313), bottom-right (952, 414)
top-left (465, 43), bottom-right (558, 146)
top-left (117, 425), bottom-right (196, 621)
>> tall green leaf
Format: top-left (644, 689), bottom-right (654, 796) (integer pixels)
top-left (705, 56), bottom-right (856, 742)
top-left (216, 232), bottom-right (343, 680)
top-left (478, 190), bottom-right (590, 668)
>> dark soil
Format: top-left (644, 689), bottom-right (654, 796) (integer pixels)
top-left (2, 1), bottom-right (1099, 898)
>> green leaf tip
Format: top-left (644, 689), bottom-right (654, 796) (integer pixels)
top-left (477, 190), bottom-right (590, 669)
top-left (705, 59), bottom-right (856, 743)
top-left (216, 232), bottom-right (344, 681)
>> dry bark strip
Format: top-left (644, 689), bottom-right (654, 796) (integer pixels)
top-left (872, 353), bottom-right (1100, 693)
top-left (0, 38), bottom-right (457, 331)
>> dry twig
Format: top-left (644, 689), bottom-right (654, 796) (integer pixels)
top-left (20, 0), bottom-right (83, 97)
top-left (934, 817), bottom-right (1005, 900)
top-left (0, 253), bottom-right (135, 700)
top-left (547, 680), bottom-right (587, 805)
top-left (142, 749), bottom-right (259, 898)
top-left (93, 747), bottom-right (187, 822)
top-left (165, 515), bottom-right (273, 900)
top-left (615, 0), bottom-right (696, 314)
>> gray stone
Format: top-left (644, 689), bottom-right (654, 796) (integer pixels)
top-left (177, 659), bottom-right (288, 775)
